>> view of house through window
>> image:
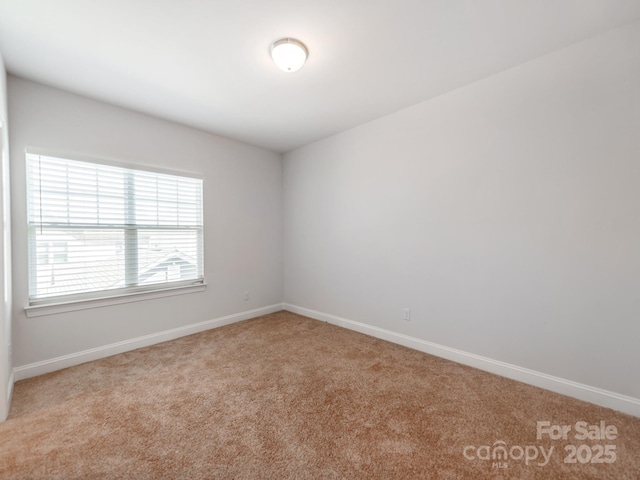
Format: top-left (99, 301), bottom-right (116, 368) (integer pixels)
top-left (26, 151), bottom-right (204, 305)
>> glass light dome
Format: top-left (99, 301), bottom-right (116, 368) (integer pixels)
top-left (270, 38), bottom-right (308, 72)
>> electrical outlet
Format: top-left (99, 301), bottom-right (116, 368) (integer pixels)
top-left (7, 343), bottom-right (11, 359)
top-left (243, 290), bottom-right (250, 301)
top-left (403, 308), bottom-right (411, 321)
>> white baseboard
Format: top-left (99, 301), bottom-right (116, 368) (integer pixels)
top-left (13, 303), bottom-right (284, 381)
top-left (284, 303), bottom-right (640, 418)
top-left (13, 302), bottom-right (640, 418)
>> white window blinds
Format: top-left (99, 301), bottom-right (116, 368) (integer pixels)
top-left (26, 152), bottom-right (204, 306)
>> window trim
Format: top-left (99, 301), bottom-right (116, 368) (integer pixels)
top-left (24, 147), bottom-right (206, 313)
top-left (24, 282), bottom-right (207, 318)
top-left (25, 146), bottom-right (204, 181)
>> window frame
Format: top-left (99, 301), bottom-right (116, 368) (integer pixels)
top-left (24, 147), bottom-right (206, 317)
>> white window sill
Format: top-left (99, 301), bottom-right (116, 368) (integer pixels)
top-left (24, 283), bottom-right (207, 318)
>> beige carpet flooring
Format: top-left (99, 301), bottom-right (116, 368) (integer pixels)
top-left (1, 310), bottom-right (639, 479)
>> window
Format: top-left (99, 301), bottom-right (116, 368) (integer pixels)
top-left (26, 151), bottom-right (204, 306)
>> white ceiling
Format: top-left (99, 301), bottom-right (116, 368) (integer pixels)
top-left (1, 1), bottom-right (639, 153)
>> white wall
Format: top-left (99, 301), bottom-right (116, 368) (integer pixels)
top-left (9, 77), bottom-right (283, 371)
top-left (0, 50), bottom-right (13, 421)
top-left (284, 21), bottom-right (640, 402)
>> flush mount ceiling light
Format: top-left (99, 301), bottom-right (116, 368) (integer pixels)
top-left (270, 38), bottom-right (308, 72)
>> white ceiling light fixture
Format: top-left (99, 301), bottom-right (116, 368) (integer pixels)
top-left (270, 38), bottom-right (308, 72)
